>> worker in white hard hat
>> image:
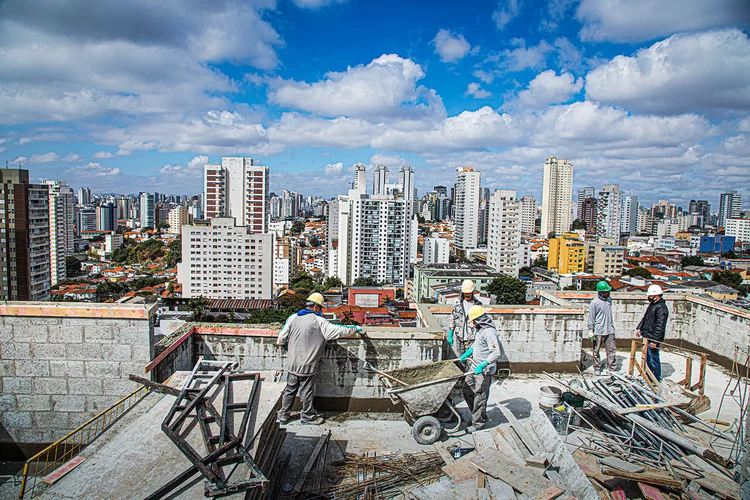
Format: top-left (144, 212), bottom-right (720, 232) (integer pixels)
top-left (276, 292), bottom-right (363, 425)
top-left (636, 285), bottom-right (669, 381)
top-left (447, 280), bottom-right (483, 359)
top-left (458, 305), bottom-right (505, 433)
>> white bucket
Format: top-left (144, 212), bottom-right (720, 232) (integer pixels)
top-left (539, 386), bottom-right (562, 408)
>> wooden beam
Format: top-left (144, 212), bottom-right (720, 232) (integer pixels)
top-left (470, 449), bottom-right (564, 500)
top-left (628, 339), bottom-right (638, 376)
top-left (683, 356), bottom-right (693, 389)
top-left (617, 402), bottom-right (678, 415)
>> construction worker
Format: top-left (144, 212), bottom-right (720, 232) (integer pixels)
top-left (447, 280), bottom-right (483, 358)
top-left (588, 281), bottom-right (616, 374)
top-left (458, 305), bottom-right (504, 433)
top-left (276, 292), bottom-right (362, 425)
top-left (636, 285), bottom-right (669, 382)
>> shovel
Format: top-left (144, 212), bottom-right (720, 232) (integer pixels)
top-left (361, 360), bottom-right (408, 386)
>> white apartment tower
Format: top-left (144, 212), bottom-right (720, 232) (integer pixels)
top-left (487, 190), bottom-right (522, 277)
top-left (719, 190), bottom-right (742, 228)
top-left (77, 187), bottom-right (91, 206)
top-left (454, 167), bottom-right (481, 250)
top-left (177, 217), bottom-right (273, 299)
top-left (352, 163), bottom-right (367, 194)
top-left (520, 195), bottom-right (536, 234)
top-left (423, 236), bottom-right (450, 265)
top-left (597, 184), bottom-right (623, 241)
top-left (373, 165), bottom-right (389, 196)
top-left (621, 195), bottom-right (639, 235)
top-left (541, 157), bottom-right (573, 237)
top-left (168, 206), bottom-right (191, 235)
top-left (203, 157), bottom-right (269, 232)
top-left (44, 180), bottom-right (74, 285)
top-left (140, 192), bottom-right (155, 229)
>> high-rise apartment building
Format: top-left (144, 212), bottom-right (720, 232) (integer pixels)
top-left (434, 185), bottom-right (448, 197)
top-left (177, 217), bottom-right (273, 299)
top-left (576, 187), bottom-right (595, 221)
top-left (725, 218), bottom-right (750, 242)
top-left (423, 236), bottom-right (450, 265)
top-left (581, 198), bottom-right (597, 234)
top-left (77, 208), bottom-right (96, 234)
top-left (520, 195), bottom-right (536, 234)
top-left (116, 197), bottom-right (130, 220)
top-left (373, 165), bottom-right (389, 196)
top-left (0, 168), bottom-right (51, 301)
top-left (548, 233), bottom-right (585, 274)
top-left (168, 206), bottom-right (191, 235)
top-left (487, 190), bottom-right (521, 276)
top-left (352, 163), bottom-right (367, 194)
top-left (140, 192), bottom-right (155, 229)
top-left (620, 195), bottom-right (638, 235)
top-left (77, 187), bottom-right (91, 206)
top-left (652, 200), bottom-right (677, 220)
top-left (97, 203), bottom-right (116, 232)
top-left (719, 191), bottom-right (742, 228)
top-left (541, 157), bottom-right (573, 237)
top-left (688, 200), bottom-right (710, 228)
top-left (44, 180), bottom-right (74, 285)
top-left (596, 184), bottom-right (622, 241)
top-left (203, 157), bottom-right (269, 232)
top-left (454, 167), bottom-right (481, 250)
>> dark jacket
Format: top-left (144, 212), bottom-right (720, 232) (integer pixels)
top-left (637, 299), bottom-right (669, 342)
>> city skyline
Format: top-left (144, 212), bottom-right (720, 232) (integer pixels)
top-left (0, 1), bottom-right (748, 206)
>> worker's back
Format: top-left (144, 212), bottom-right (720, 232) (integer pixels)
top-left (285, 312), bottom-right (327, 377)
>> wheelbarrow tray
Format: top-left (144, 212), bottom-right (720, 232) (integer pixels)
top-left (380, 360), bottom-right (465, 417)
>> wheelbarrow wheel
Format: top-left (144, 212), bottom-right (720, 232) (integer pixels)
top-left (412, 416), bottom-right (442, 445)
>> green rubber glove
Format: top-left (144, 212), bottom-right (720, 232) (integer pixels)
top-left (474, 360), bottom-right (489, 375)
top-left (588, 332), bottom-right (595, 341)
top-left (355, 326), bottom-right (363, 334)
top-left (447, 329), bottom-right (454, 346)
top-left (459, 347), bottom-right (473, 363)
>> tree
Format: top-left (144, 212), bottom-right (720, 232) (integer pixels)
top-left (96, 281), bottom-right (125, 301)
top-left (624, 267), bottom-right (653, 279)
top-left (487, 276), bottom-right (527, 305)
top-left (712, 271), bottom-right (742, 288)
top-left (722, 250), bottom-right (738, 259)
top-left (322, 276), bottom-right (342, 290)
top-left (737, 284), bottom-right (750, 297)
top-left (548, 232), bottom-right (557, 240)
top-left (571, 219), bottom-right (587, 231)
top-left (290, 271), bottom-right (315, 290)
top-left (417, 214), bottom-right (426, 224)
top-left (580, 281), bottom-right (598, 291)
top-left (563, 284), bottom-right (577, 290)
top-left (519, 267), bottom-right (534, 279)
top-left (308, 235), bottom-right (320, 247)
top-left (353, 277), bottom-right (380, 287)
top-left (65, 256), bottom-right (82, 276)
top-left (276, 293), bottom-right (308, 311)
top-left (188, 296), bottom-right (210, 322)
top-left (532, 256), bottom-right (548, 268)
top-left (291, 221), bottom-right (305, 235)
top-left (681, 255), bottom-right (705, 267)
top-left (141, 226), bottom-right (153, 233)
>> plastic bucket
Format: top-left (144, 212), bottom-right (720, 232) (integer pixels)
top-left (562, 391), bottom-right (585, 408)
top-left (539, 386), bottom-right (563, 409)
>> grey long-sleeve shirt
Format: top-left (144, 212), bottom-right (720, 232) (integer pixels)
top-left (469, 315), bottom-right (505, 375)
top-left (588, 294), bottom-right (616, 336)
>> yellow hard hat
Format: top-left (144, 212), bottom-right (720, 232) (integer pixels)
top-left (467, 305), bottom-right (485, 322)
top-left (307, 292), bottom-right (325, 307)
top-left (461, 280), bottom-right (475, 293)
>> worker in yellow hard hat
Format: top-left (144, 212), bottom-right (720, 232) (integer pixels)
top-left (447, 280), bottom-right (483, 358)
top-left (276, 292), bottom-right (362, 425)
top-left (458, 305), bottom-right (505, 433)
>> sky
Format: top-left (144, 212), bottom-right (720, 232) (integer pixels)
top-left (1, 0), bottom-right (749, 209)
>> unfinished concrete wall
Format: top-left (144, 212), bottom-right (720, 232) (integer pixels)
top-left (0, 302), bottom-right (156, 453)
top-left (149, 324), bottom-right (194, 383)
top-left (427, 299), bottom-right (585, 372)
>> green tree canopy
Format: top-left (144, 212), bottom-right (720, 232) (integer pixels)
top-left (353, 277), bottom-right (380, 287)
top-left (487, 276), bottom-right (527, 305)
top-left (188, 296), bottom-right (210, 322)
top-left (65, 256), bottom-right (82, 276)
top-left (532, 256), bottom-right (548, 268)
top-left (308, 235), bottom-right (320, 247)
top-left (519, 267), bottom-right (534, 279)
top-left (276, 292), bottom-right (308, 310)
top-left (681, 255), bottom-right (705, 267)
top-left (291, 221), bottom-right (306, 235)
top-left (322, 276), bottom-right (342, 290)
top-left (571, 219), bottom-right (587, 231)
top-left (712, 271), bottom-right (742, 288)
top-left (623, 267), bottom-right (653, 279)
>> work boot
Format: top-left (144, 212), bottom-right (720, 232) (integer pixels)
top-left (278, 413), bottom-right (291, 424)
top-left (301, 416), bottom-right (325, 425)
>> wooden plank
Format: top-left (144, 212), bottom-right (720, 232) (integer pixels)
top-left (572, 450), bottom-right (614, 484)
top-left (507, 426), bottom-right (533, 458)
top-left (294, 430), bottom-right (330, 492)
top-left (525, 453), bottom-right (553, 468)
top-left (628, 339), bottom-right (638, 376)
top-left (599, 466), bottom-right (682, 489)
top-left (638, 483), bottom-right (668, 500)
top-left (442, 452), bottom-right (479, 480)
top-left (610, 487), bottom-right (627, 500)
top-left (693, 471), bottom-right (740, 500)
top-left (473, 428), bottom-right (498, 453)
top-left (683, 357), bottom-right (693, 389)
top-left (469, 449), bottom-right (564, 500)
top-left (41, 456), bottom-right (86, 485)
top-left (599, 456), bottom-right (645, 473)
top-left (634, 360), bottom-right (657, 391)
top-left (668, 459), bottom-right (702, 480)
top-left (433, 441), bottom-right (455, 465)
top-left (486, 476), bottom-right (516, 500)
top-left (545, 470), bottom-right (565, 490)
top-left (493, 428), bottom-right (525, 465)
top-left (617, 402), bottom-right (678, 415)
top-left (499, 406), bottom-right (543, 454)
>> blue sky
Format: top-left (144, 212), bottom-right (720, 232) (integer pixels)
top-left (0, 0), bottom-right (749, 209)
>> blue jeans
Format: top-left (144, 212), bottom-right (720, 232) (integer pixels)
top-left (646, 341), bottom-right (661, 382)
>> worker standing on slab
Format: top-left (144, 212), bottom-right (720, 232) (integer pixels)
top-left (458, 305), bottom-right (504, 433)
top-left (447, 280), bottom-right (483, 359)
top-left (588, 281), bottom-right (616, 375)
top-left (636, 285), bottom-right (669, 382)
top-left (276, 292), bottom-right (362, 425)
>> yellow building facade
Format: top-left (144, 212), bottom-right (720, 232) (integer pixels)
top-left (548, 233), bottom-right (585, 274)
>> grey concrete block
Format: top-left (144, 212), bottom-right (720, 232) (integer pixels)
top-left (34, 377), bottom-right (68, 395)
top-left (102, 378), bottom-right (138, 396)
top-left (84, 361), bottom-right (121, 378)
top-left (35, 411), bottom-right (69, 428)
top-left (85, 395), bottom-right (117, 413)
top-left (31, 343), bottom-right (67, 360)
top-left (0, 394), bottom-right (15, 412)
top-left (3, 376), bottom-right (32, 394)
top-left (66, 343), bottom-right (103, 360)
top-left (0, 325), bottom-right (13, 343)
top-left (68, 411), bottom-right (95, 428)
top-left (0, 360), bottom-right (14, 376)
top-left (101, 344), bottom-right (132, 361)
top-left (132, 345), bottom-right (152, 362)
top-left (48, 325), bottom-right (84, 343)
top-left (2, 342), bottom-right (31, 360)
top-left (83, 326), bottom-right (115, 343)
top-left (115, 326), bottom-right (150, 345)
top-left (4, 411), bottom-right (32, 429)
top-left (51, 395), bottom-right (86, 412)
top-left (49, 360), bottom-right (86, 378)
top-left (14, 360), bottom-right (51, 377)
top-left (28, 317), bottom-right (62, 326)
top-left (68, 378), bottom-right (103, 396)
top-left (18, 428), bottom-right (46, 443)
top-left (117, 361), bottom-right (147, 378)
top-left (13, 325), bottom-right (48, 343)
top-left (16, 395), bottom-right (51, 411)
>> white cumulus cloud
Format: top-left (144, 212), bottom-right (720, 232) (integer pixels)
top-left (323, 162), bottom-right (344, 175)
top-left (515, 70), bottom-right (583, 109)
top-left (93, 151), bottom-right (115, 159)
top-left (433, 29), bottom-right (472, 63)
top-left (465, 83), bottom-right (492, 99)
top-left (493, 0), bottom-right (521, 29)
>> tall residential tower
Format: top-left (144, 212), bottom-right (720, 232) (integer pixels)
top-left (541, 157), bottom-right (573, 237)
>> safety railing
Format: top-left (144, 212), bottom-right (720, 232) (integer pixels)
top-left (18, 385), bottom-right (150, 499)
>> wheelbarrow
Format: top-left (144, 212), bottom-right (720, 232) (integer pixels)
top-left (373, 359), bottom-right (465, 445)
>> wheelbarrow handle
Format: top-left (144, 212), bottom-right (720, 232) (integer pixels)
top-left (364, 364), bottom-right (408, 386)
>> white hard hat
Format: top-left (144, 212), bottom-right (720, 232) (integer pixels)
top-left (307, 292), bottom-right (325, 307)
top-left (647, 285), bottom-right (663, 296)
top-left (461, 280), bottom-right (475, 293)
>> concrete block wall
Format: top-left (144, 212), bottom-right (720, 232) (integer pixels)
top-left (0, 302), bottom-right (156, 452)
top-left (427, 301), bottom-right (584, 371)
